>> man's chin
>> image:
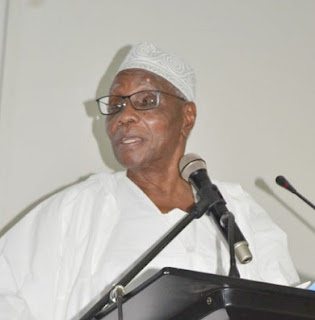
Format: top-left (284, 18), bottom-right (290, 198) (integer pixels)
top-left (116, 156), bottom-right (147, 171)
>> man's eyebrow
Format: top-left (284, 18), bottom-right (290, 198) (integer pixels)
top-left (110, 79), bottom-right (156, 94)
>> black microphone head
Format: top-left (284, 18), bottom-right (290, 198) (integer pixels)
top-left (179, 153), bottom-right (206, 182)
top-left (275, 175), bottom-right (297, 194)
top-left (275, 175), bottom-right (287, 187)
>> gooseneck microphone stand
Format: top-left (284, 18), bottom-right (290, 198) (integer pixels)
top-left (219, 211), bottom-right (240, 278)
top-left (79, 197), bottom-right (214, 320)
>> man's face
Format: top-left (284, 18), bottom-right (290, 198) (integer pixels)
top-left (106, 69), bottom-right (191, 171)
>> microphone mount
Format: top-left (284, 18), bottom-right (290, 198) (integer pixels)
top-left (179, 153), bottom-right (252, 269)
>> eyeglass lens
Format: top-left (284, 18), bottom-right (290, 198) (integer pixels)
top-left (99, 91), bottom-right (160, 114)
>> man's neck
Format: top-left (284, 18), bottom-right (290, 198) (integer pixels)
top-left (127, 167), bottom-right (195, 213)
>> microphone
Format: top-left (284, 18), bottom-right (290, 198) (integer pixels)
top-left (276, 175), bottom-right (315, 211)
top-left (275, 175), bottom-right (297, 194)
top-left (179, 153), bottom-right (253, 265)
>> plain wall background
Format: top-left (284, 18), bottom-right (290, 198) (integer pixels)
top-left (0, 0), bottom-right (314, 281)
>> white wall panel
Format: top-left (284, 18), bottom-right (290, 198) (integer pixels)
top-left (0, 0), bottom-right (314, 280)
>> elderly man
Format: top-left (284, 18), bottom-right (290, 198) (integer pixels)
top-left (0, 42), bottom-right (299, 320)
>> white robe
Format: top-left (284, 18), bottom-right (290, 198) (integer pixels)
top-left (0, 171), bottom-right (299, 319)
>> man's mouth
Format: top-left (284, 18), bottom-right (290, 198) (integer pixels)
top-left (119, 136), bottom-right (143, 145)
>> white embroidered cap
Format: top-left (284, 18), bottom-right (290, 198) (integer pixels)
top-left (117, 42), bottom-right (196, 101)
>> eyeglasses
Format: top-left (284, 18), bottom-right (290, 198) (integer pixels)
top-left (96, 90), bottom-right (186, 115)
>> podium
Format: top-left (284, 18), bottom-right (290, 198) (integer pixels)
top-left (98, 267), bottom-right (315, 320)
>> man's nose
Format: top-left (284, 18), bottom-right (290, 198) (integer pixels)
top-left (116, 98), bottom-right (139, 124)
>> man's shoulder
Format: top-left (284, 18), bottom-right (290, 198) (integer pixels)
top-left (14, 171), bottom-right (125, 222)
top-left (2, 171), bottom-right (127, 238)
top-left (45, 171), bottom-right (126, 206)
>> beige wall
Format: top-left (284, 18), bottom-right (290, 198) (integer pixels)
top-left (1, 0), bottom-right (315, 281)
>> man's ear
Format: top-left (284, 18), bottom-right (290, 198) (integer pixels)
top-left (181, 101), bottom-right (196, 138)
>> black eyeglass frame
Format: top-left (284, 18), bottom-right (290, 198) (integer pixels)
top-left (96, 90), bottom-right (186, 115)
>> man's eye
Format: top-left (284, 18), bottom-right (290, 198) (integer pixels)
top-left (136, 93), bottom-right (157, 108)
top-left (144, 96), bottom-right (156, 105)
top-left (108, 97), bottom-right (121, 105)
top-left (109, 103), bottom-right (123, 109)
top-left (108, 105), bottom-right (120, 112)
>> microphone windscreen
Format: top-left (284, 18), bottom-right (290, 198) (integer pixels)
top-left (275, 175), bottom-right (287, 187)
top-left (179, 153), bottom-right (206, 181)
top-left (275, 175), bottom-right (297, 194)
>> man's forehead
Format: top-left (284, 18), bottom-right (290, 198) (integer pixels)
top-left (110, 68), bottom-right (172, 92)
